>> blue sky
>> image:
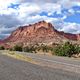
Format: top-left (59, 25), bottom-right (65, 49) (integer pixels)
top-left (0, 0), bottom-right (80, 39)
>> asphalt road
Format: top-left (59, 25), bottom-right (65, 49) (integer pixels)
top-left (0, 53), bottom-right (80, 80)
top-left (24, 53), bottom-right (80, 66)
top-left (19, 52), bottom-right (80, 73)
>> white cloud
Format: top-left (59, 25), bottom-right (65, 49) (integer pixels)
top-left (19, 14), bottom-right (59, 25)
top-left (42, 3), bottom-right (61, 14)
top-left (0, 0), bottom-right (18, 15)
top-left (57, 0), bottom-right (80, 9)
top-left (0, 8), bottom-right (18, 15)
top-left (68, 8), bottom-right (75, 14)
top-left (18, 3), bottom-right (40, 19)
top-left (0, 25), bottom-right (18, 33)
top-left (76, 11), bottom-right (80, 13)
top-left (15, 2), bottom-right (62, 25)
top-left (61, 15), bottom-right (67, 20)
top-left (17, 3), bottom-right (61, 19)
top-left (59, 22), bottom-right (80, 34)
top-left (0, 0), bottom-right (18, 9)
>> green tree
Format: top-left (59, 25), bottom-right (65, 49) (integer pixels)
top-left (53, 45), bottom-right (64, 56)
top-left (13, 45), bottom-right (22, 51)
top-left (53, 42), bottom-right (80, 57)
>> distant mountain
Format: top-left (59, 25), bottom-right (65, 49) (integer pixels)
top-left (4, 21), bottom-right (80, 46)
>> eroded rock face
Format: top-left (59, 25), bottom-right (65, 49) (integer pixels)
top-left (77, 34), bottom-right (80, 40)
top-left (0, 40), bottom-right (2, 42)
top-left (4, 21), bottom-right (80, 46)
top-left (0, 40), bottom-right (10, 49)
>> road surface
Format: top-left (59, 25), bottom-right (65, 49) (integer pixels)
top-left (18, 52), bottom-right (80, 73)
top-left (0, 53), bottom-right (80, 80)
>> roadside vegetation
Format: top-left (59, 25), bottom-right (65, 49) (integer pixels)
top-left (0, 46), bottom-right (5, 50)
top-left (1, 42), bottom-right (80, 57)
top-left (53, 42), bottom-right (80, 57)
top-left (13, 45), bottom-right (23, 52)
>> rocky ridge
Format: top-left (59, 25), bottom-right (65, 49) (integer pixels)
top-left (3, 21), bottom-right (80, 46)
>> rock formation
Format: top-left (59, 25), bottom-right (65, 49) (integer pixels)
top-left (4, 21), bottom-right (80, 46)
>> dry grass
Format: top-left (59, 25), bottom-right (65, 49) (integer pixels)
top-left (1, 50), bottom-right (36, 64)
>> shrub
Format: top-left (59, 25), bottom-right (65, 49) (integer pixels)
top-left (53, 45), bottom-right (65, 56)
top-left (41, 45), bottom-right (48, 52)
top-left (13, 45), bottom-right (22, 51)
top-left (53, 42), bottom-right (80, 57)
top-left (9, 48), bottom-right (13, 51)
top-left (0, 46), bottom-right (5, 50)
top-left (23, 44), bottom-right (52, 53)
top-left (23, 46), bottom-right (36, 53)
top-left (74, 44), bottom-right (80, 54)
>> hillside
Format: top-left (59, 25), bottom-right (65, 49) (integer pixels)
top-left (4, 21), bottom-right (80, 46)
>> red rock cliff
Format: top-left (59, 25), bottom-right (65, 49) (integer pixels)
top-left (4, 21), bottom-right (80, 46)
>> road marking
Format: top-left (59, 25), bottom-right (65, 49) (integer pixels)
top-left (26, 55), bottom-right (80, 68)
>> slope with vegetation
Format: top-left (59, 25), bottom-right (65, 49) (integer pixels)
top-left (7, 42), bottom-right (80, 57)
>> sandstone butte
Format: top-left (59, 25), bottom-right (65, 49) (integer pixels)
top-left (1, 21), bottom-right (80, 48)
